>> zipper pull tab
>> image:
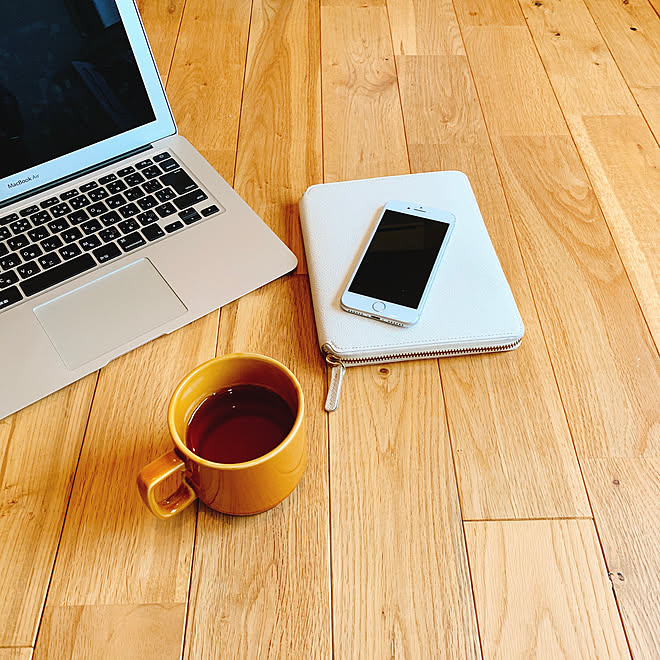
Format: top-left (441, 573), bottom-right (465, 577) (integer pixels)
top-left (324, 353), bottom-right (346, 412)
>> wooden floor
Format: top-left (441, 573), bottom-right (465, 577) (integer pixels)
top-left (1, 0), bottom-right (658, 657)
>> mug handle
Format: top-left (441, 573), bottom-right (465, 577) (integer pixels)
top-left (137, 450), bottom-right (197, 520)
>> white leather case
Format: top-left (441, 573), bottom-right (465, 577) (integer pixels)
top-left (299, 171), bottom-right (524, 410)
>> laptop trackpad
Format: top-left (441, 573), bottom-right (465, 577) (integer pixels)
top-left (35, 259), bottom-right (187, 370)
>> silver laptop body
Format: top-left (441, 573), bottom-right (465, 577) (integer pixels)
top-left (0, 1), bottom-right (297, 420)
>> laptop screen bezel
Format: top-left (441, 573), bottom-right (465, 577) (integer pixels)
top-left (0, 0), bottom-right (176, 206)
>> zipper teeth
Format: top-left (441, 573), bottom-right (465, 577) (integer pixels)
top-left (325, 339), bottom-right (521, 366)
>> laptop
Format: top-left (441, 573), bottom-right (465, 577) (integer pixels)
top-left (0, 1), bottom-right (297, 420)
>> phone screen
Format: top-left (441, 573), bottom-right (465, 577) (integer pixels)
top-left (348, 209), bottom-right (450, 308)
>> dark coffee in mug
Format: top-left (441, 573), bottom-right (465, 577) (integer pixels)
top-left (186, 384), bottom-right (296, 464)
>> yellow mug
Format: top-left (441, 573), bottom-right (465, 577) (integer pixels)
top-left (137, 353), bottom-right (306, 518)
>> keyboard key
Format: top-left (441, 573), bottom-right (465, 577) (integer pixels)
top-left (1, 254), bottom-right (21, 270)
top-left (20, 254), bottom-right (96, 297)
top-left (99, 173), bottom-right (117, 185)
top-left (48, 219), bottom-right (70, 233)
top-left (0, 271), bottom-right (19, 288)
top-left (106, 193), bottom-right (127, 208)
top-left (155, 202), bottom-right (176, 218)
top-left (88, 187), bottom-right (109, 202)
top-left (20, 205), bottom-right (40, 217)
top-left (135, 159), bottom-right (153, 169)
top-left (42, 236), bottom-right (63, 252)
top-left (28, 226), bottom-right (49, 242)
top-left (160, 169), bottom-right (197, 195)
top-left (142, 224), bottom-right (165, 241)
top-left (62, 228), bottom-right (83, 243)
top-left (80, 235), bottom-right (102, 251)
top-left (0, 286), bottom-right (22, 309)
top-left (81, 219), bottom-right (103, 235)
top-left (155, 187), bottom-right (176, 202)
top-left (17, 261), bottom-right (40, 279)
top-left (69, 194), bottom-right (91, 209)
top-left (68, 209), bottom-right (89, 225)
top-left (119, 219), bottom-right (139, 234)
top-left (153, 152), bottom-right (171, 162)
top-left (0, 228), bottom-right (9, 241)
top-left (1, 213), bottom-right (19, 225)
top-left (137, 195), bottom-right (158, 210)
top-left (137, 210), bottom-right (158, 226)
top-left (118, 166), bottom-right (136, 177)
top-left (10, 219), bottom-right (31, 234)
top-left (125, 172), bottom-right (145, 186)
top-left (93, 243), bottom-right (121, 263)
top-left (164, 220), bottom-right (184, 233)
top-left (107, 180), bottom-right (127, 194)
top-left (60, 189), bottom-right (79, 200)
top-left (181, 211), bottom-right (202, 225)
top-left (174, 189), bottom-right (208, 210)
top-left (0, 243), bottom-right (8, 257)
top-left (88, 202), bottom-right (109, 216)
top-left (159, 158), bottom-right (180, 172)
top-left (40, 197), bottom-right (59, 208)
top-left (142, 165), bottom-right (162, 179)
top-left (124, 187), bottom-right (145, 201)
top-left (30, 210), bottom-right (51, 225)
top-left (80, 181), bottom-right (99, 192)
top-left (201, 205), bottom-right (220, 217)
top-left (100, 210), bottom-right (121, 226)
top-left (20, 245), bottom-right (42, 260)
top-left (8, 235), bottom-right (29, 251)
top-left (59, 245), bottom-right (82, 260)
top-left (118, 203), bottom-right (139, 219)
top-left (51, 202), bottom-right (71, 217)
top-left (143, 180), bottom-right (163, 193)
top-left (38, 253), bottom-right (62, 269)
top-left (118, 231), bottom-right (146, 252)
top-left (100, 227), bottom-right (121, 242)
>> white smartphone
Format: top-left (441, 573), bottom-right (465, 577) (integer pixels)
top-left (340, 200), bottom-right (455, 326)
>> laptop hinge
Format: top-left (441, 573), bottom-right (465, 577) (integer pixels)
top-left (1, 144), bottom-right (153, 210)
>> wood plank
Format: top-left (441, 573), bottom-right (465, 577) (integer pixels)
top-left (524, 0), bottom-right (660, 350)
top-left (465, 520), bottom-right (630, 658)
top-left (234, 0), bottom-right (323, 273)
top-left (457, 2), bottom-right (660, 460)
top-left (582, 458), bottom-right (660, 658)
top-left (392, 2), bottom-right (589, 519)
top-left (184, 277), bottom-right (331, 658)
top-left (0, 377), bottom-right (96, 647)
top-left (321, 5), bottom-right (409, 182)
top-left (321, 5), bottom-right (481, 656)
top-left (165, 0), bottom-right (253, 181)
top-left (0, 650), bottom-right (32, 660)
top-left (34, 319), bottom-right (217, 658)
top-left (583, 0), bottom-right (660, 138)
top-left (136, 0), bottom-right (185, 81)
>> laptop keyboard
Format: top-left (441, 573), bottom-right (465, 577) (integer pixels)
top-left (0, 152), bottom-right (223, 311)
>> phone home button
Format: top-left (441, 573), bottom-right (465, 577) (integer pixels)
top-left (372, 301), bottom-right (386, 312)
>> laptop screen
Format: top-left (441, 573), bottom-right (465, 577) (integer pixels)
top-left (1, 1), bottom-right (156, 180)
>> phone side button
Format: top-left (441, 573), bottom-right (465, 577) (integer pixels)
top-left (372, 301), bottom-right (386, 312)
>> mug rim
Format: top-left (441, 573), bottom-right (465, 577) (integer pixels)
top-left (167, 352), bottom-right (304, 470)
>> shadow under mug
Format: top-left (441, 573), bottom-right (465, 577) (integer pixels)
top-left (137, 353), bottom-right (306, 519)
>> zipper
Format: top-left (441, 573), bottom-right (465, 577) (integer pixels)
top-left (322, 339), bottom-right (522, 411)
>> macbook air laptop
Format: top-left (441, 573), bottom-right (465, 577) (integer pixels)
top-left (0, 0), bottom-right (297, 420)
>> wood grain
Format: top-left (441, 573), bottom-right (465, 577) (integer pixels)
top-left (234, 0), bottom-right (322, 272)
top-left (0, 650), bottom-right (32, 660)
top-left (582, 458), bottom-right (660, 658)
top-left (184, 276), bottom-right (331, 658)
top-left (523, 0), bottom-right (660, 353)
top-left (465, 520), bottom-right (630, 658)
top-left (583, 0), bottom-right (660, 139)
top-left (322, 5), bottom-right (480, 656)
top-left (392, 1), bottom-right (589, 519)
top-left (0, 377), bottom-right (97, 646)
top-left (135, 0), bottom-right (185, 81)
